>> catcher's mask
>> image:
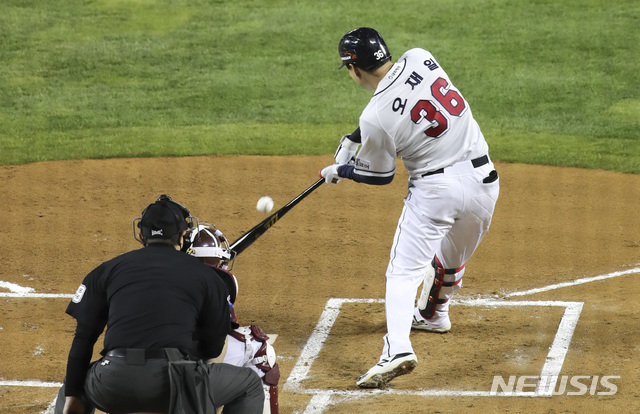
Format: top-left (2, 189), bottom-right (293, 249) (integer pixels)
top-left (183, 223), bottom-right (236, 270)
top-left (133, 195), bottom-right (198, 243)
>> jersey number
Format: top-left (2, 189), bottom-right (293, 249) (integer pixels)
top-left (410, 77), bottom-right (466, 138)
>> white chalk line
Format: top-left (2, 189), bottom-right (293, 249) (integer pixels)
top-left (4, 266), bottom-right (629, 299)
top-left (285, 266), bottom-right (639, 412)
top-left (0, 281), bottom-right (72, 413)
top-left (0, 279), bottom-right (73, 298)
top-left (286, 298), bottom-right (380, 388)
top-left (0, 267), bottom-right (636, 412)
top-left (0, 280), bottom-right (35, 294)
top-left (42, 399), bottom-right (57, 414)
top-left (284, 298), bottom-right (582, 413)
top-left (0, 292), bottom-right (73, 298)
top-left (504, 267), bottom-right (640, 297)
top-left (0, 380), bottom-right (62, 387)
top-left (294, 388), bottom-right (541, 398)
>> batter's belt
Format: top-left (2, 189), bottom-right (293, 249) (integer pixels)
top-left (421, 154), bottom-right (489, 177)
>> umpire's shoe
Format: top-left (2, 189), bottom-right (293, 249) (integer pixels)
top-left (356, 352), bottom-right (418, 389)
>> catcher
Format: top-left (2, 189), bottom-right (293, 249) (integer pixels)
top-left (183, 223), bottom-right (280, 414)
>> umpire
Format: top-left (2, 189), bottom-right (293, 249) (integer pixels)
top-left (56, 195), bottom-right (264, 414)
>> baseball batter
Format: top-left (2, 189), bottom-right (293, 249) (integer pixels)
top-left (320, 27), bottom-right (500, 388)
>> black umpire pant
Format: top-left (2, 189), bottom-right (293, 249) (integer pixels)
top-left (55, 348), bottom-right (264, 414)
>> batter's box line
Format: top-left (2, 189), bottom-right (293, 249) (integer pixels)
top-left (284, 298), bottom-right (583, 413)
top-left (0, 380), bottom-right (61, 388)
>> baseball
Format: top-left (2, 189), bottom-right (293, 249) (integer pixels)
top-left (256, 196), bottom-right (274, 213)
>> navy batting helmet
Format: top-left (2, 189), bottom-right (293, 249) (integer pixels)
top-left (338, 27), bottom-right (391, 71)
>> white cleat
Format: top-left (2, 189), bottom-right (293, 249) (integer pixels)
top-left (412, 309), bottom-right (451, 333)
top-left (356, 352), bottom-right (418, 389)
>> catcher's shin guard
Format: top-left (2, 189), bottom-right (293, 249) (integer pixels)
top-left (262, 365), bottom-right (280, 414)
top-left (417, 257), bottom-right (464, 319)
top-left (230, 324), bottom-right (280, 414)
top-left (255, 339), bottom-right (279, 414)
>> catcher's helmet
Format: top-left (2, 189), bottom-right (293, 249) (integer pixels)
top-left (338, 27), bottom-right (391, 70)
top-left (184, 223), bottom-right (235, 269)
top-left (134, 195), bottom-right (196, 242)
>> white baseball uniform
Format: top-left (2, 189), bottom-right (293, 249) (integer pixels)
top-left (338, 48), bottom-right (500, 358)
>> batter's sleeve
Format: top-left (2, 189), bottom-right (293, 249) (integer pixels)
top-left (339, 119), bottom-right (396, 185)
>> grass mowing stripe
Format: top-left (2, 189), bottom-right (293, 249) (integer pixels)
top-left (3, 125), bottom-right (639, 174)
top-left (0, 0), bottom-right (637, 170)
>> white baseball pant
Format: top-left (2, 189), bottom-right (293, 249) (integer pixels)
top-left (381, 157), bottom-right (500, 358)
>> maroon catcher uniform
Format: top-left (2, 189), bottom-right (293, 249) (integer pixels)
top-left (184, 223), bottom-right (280, 414)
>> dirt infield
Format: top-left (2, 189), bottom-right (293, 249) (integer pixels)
top-left (1, 155), bottom-right (639, 413)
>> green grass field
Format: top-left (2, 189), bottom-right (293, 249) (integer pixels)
top-left (1, 0), bottom-right (638, 172)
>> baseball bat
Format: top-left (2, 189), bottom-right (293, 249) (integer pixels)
top-left (229, 178), bottom-right (325, 255)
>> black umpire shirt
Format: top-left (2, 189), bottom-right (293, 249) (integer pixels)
top-left (64, 243), bottom-right (231, 397)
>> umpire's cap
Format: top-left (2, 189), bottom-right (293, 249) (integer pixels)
top-left (137, 195), bottom-right (192, 239)
top-left (338, 27), bottom-right (391, 71)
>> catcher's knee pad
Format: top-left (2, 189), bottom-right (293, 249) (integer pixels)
top-left (417, 257), bottom-right (464, 319)
top-left (230, 324), bottom-right (280, 414)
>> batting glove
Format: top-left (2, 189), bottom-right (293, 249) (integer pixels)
top-left (319, 164), bottom-right (343, 184)
top-left (334, 134), bottom-right (360, 165)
